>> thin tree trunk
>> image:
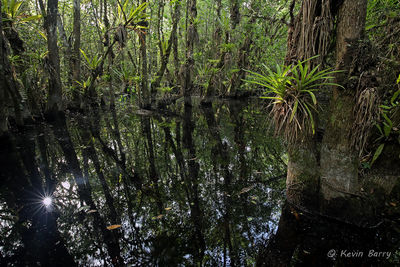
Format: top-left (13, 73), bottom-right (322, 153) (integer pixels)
top-left (71, 0), bottom-right (82, 106)
top-left (151, 0), bottom-right (180, 106)
top-left (180, 0), bottom-right (197, 98)
top-left (43, 0), bottom-right (63, 114)
top-left (229, 0), bottom-right (240, 29)
top-left (172, 5), bottom-right (180, 88)
top-left (0, 3), bottom-right (8, 134)
top-left (139, 0), bottom-right (149, 108)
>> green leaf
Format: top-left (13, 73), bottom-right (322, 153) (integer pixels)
top-left (382, 112), bottom-right (393, 127)
top-left (371, 144), bottom-right (384, 166)
top-left (383, 122), bottom-right (392, 138)
top-left (380, 105), bottom-right (392, 110)
top-left (12, 1), bottom-right (22, 18)
top-left (375, 124), bottom-right (383, 136)
top-left (80, 49), bottom-right (90, 65)
top-left (290, 99), bottom-right (298, 123)
top-left (306, 91), bottom-right (317, 105)
top-left (303, 103), bottom-right (315, 135)
top-left (38, 30), bottom-right (47, 40)
top-left (19, 14), bottom-right (42, 23)
top-left (391, 90), bottom-right (400, 105)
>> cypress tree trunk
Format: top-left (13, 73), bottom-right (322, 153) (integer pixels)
top-left (284, 0), bottom-right (329, 207)
top-left (320, 0), bottom-right (367, 200)
top-left (284, 0), bottom-right (369, 216)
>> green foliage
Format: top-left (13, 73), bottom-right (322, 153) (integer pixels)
top-left (371, 74), bottom-right (400, 165)
top-left (366, 0), bottom-right (400, 31)
top-left (1, 0), bottom-right (41, 24)
top-left (158, 86), bottom-right (173, 93)
top-left (76, 77), bottom-right (92, 89)
top-left (116, 1), bottom-right (148, 26)
top-left (220, 43), bottom-right (235, 53)
top-left (245, 57), bottom-right (341, 141)
top-left (80, 49), bottom-right (102, 70)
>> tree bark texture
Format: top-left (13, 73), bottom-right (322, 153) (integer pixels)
top-left (0, 6), bottom-right (25, 127)
top-left (181, 0), bottom-right (197, 97)
top-left (320, 0), bottom-right (367, 200)
top-left (45, 0), bottom-right (63, 113)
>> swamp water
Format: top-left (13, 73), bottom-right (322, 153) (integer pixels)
top-left (0, 99), bottom-right (399, 266)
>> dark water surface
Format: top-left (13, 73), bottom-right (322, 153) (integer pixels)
top-left (0, 99), bottom-right (399, 266)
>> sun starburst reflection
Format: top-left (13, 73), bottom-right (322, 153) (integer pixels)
top-left (43, 197), bottom-right (52, 207)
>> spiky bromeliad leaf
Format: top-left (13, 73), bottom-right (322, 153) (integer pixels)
top-left (371, 143), bottom-right (385, 166)
top-left (290, 99), bottom-right (299, 123)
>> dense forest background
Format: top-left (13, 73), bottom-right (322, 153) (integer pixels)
top-left (0, 0), bottom-right (399, 122)
top-left (1, 0), bottom-right (290, 123)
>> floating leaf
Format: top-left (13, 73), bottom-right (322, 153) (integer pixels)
top-left (151, 214), bottom-right (164, 220)
top-left (239, 185), bottom-right (255, 195)
top-left (106, 224), bottom-right (121, 230)
top-left (77, 205), bottom-right (90, 212)
top-left (87, 209), bottom-right (97, 214)
top-left (291, 210), bottom-right (300, 220)
top-left (247, 217), bottom-right (253, 222)
top-left (164, 207), bottom-right (172, 211)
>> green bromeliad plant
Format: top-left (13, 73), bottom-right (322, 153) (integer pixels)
top-left (245, 57), bottom-right (342, 142)
top-left (1, 0), bottom-right (42, 24)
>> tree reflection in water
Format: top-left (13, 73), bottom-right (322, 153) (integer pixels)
top-left (0, 99), bottom-right (399, 266)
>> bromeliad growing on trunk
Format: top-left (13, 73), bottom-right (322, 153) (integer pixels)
top-left (245, 57), bottom-right (342, 142)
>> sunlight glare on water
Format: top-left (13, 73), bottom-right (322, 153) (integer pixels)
top-left (43, 197), bottom-right (52, 207)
